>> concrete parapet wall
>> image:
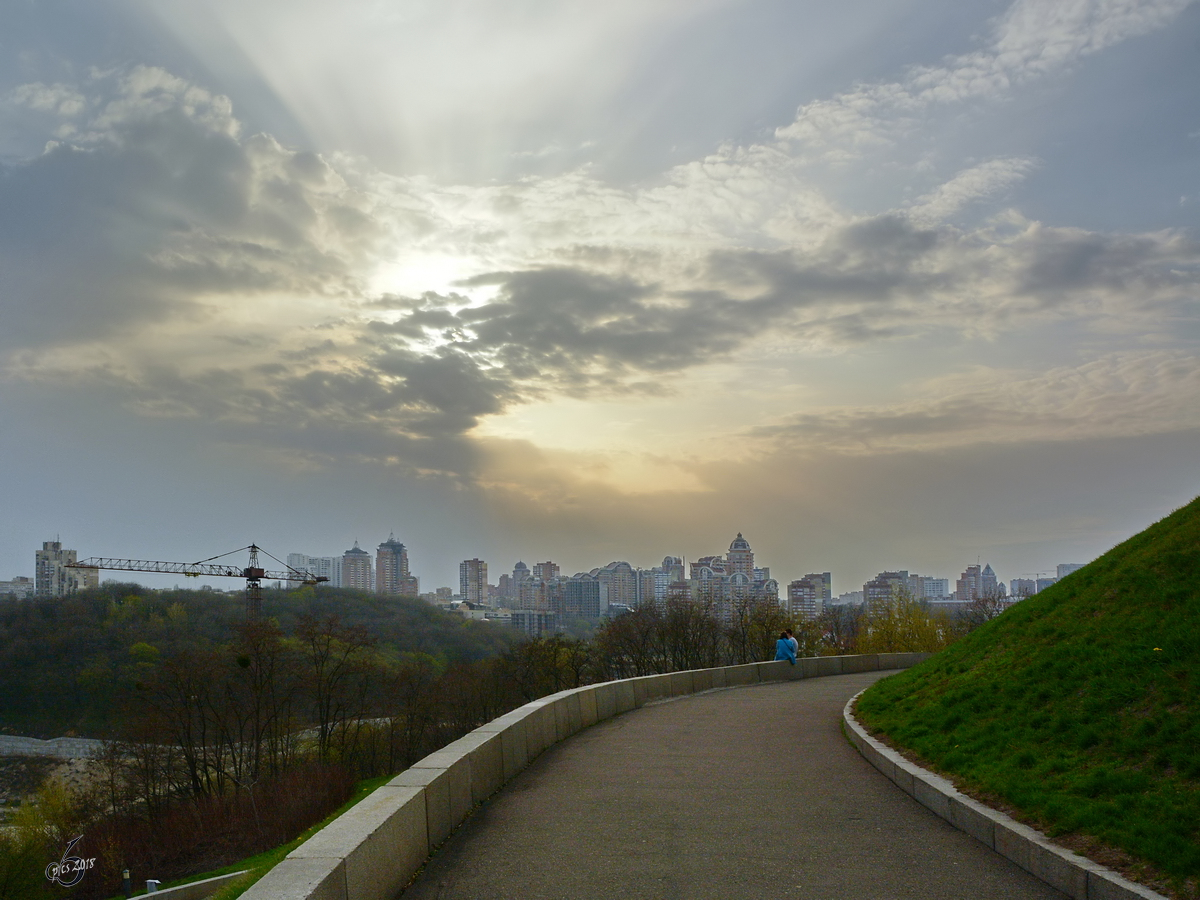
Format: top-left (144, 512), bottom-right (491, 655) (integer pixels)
top-left (842, 691), bottom-right (1167, 900)
top-left (0, 735), bottom-right (105, 759)
top-left (244, 654), bottom-right (930, 900)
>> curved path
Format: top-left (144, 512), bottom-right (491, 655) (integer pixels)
top-left (402, 671), bottom-right (1065, 899)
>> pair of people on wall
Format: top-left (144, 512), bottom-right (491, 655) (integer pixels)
top-left (774, 628), bottom-right (798, 665)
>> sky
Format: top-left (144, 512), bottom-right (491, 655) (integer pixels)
top-left (1, 0), bottom-right (1198, 595)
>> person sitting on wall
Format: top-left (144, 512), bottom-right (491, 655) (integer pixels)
top-left (774, 631), bottom-right (796, 665)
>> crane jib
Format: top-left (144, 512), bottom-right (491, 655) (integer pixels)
top-left (64, 549), bottom-right (327, 620)
top-left (67, 559), bottom-right (327, 584)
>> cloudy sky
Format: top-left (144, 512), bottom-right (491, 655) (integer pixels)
top-left (2, 0), bottom-right (1198, 595)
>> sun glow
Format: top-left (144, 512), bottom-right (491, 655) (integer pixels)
top-left (369, 253), bottom-right (497, 306)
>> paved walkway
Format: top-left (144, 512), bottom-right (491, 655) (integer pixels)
top-left (402, 671), bottom-right (1065, 900)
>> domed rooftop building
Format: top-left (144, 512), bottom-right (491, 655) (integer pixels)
top-left (726, 532), bottom-right (755, 578)
top-left (683, 533), bottom-right (778, 622)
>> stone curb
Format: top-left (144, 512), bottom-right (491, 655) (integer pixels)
top-left (141, 869), bottom-right (250, 900)
top-left (842, 690), bottom-right (1167, 900)
top-left (241, 654), bottom-right (930, 900)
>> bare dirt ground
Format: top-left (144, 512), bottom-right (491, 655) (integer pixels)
top-left (0, 756), bottom-right (59, 822)
top-left (0, 756), bottom-right (102, 824)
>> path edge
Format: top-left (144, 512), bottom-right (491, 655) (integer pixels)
top-left (843, 689), bottom-right (1167, 900)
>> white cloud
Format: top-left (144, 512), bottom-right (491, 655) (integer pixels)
top-left (87, 66), bottom-right (240, 140)
top-left (776, 0), bottom-right (1195, 160)
top-left (6, 83), bottom-right (87, 117)
top-left (906, 158), bottom-right (1038, 225)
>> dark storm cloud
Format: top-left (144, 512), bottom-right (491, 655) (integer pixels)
top-left (337, 211), bottom-right (1200, 464)
top-left (706, 216), bottom-right (943, 306)
top-left (430, 220), bottom-right (944, 389)
top-left (1013, 227), bottom-right (1200, 299)
top-left (457, 268), bottom-right (756, 384)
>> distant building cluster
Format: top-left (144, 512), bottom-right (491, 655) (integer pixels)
top-left (4, 533), bottom-right (1089, 639)
top-left (287, 532), bottom-right (419, 596)
top-left (1009, 563), bottom-right (1083, 599)
top-left (0, 575), bottom-right (34, 599)
top-left (784, 559), bottom-right (1088, 623)
top-left (445, 534), bottom-right (780, 636)
top-left (0, 541), bottom-right (98, 599)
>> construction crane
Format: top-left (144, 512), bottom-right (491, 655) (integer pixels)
top-left (68, 544), bottom-right (327, 618)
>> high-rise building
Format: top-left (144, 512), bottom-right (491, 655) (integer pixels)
top-left (955, 563), bottom-right (998, 602)
top-left (342, 541), bottom-right (373, 591)
top-left (690, 555), bottom-right (727, 581)
top-left (287, 553), bottom-right (342, 587)
top-left (788, 578), bottom-right (820, 620)
top-left (662, 556), bottom-right (684, 582)
top-left (1010, 577), bottom-right (1036, 598)
top-left (726, 533), bottom-right (755, 578)
top-left (516, 576), bottom-right (548, 611)
top-left (565, 575), bottom-right (608, 618)
top-left (981, 564), bottom-right (997, 597)
top-left (0, 576), bottom-right (34, 599)
top-left (803, 572), bottom-right (832, 602)
top-left (636, 568), bottom-right (657, 607)
top-left (376, 534), bottom-right (418, 595)
top-left (459, 559), bottom-right (488, 603)
top-left (1057, 563), bottom-right (1085, 579)
top-left (287, 552), bottom-right (311, 579)
top-left (917, 577), bottom-right (951, 600)
top-left (495, 574), bottom-right (511, 600)
top-left (686, 535), bottom-right (778, 621)
top-left (532, 561), bottom-right (559, 582)
top-left (35, 541), bottom-right (97, 598)
top-left (864, 571), bottom-right (910, 609)
top-left (510, 610), bottom-right (558, 637)
top-left (596, 561), bottom-right (637, 608)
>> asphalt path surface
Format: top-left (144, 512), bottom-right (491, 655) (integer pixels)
top-left (401, 671), bottom-right (1065, 900)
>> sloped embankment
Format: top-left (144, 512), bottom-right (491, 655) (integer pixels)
top-left (857, 495), bottom-right (1200, 891)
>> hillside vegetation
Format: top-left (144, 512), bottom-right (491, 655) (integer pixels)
top-left (857, 495), bottom-right (1200, 892)
top-left (0, 582), bottom-right (515, 736)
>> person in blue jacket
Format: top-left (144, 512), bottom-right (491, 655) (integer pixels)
top-left (774, 631), bottom-right (796, 665)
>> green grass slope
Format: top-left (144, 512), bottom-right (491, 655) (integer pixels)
top-left (857, 495), bottom-right (1200, 888)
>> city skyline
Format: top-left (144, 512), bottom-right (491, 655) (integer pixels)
top-left (4, 529), bottom-right (1084, 606)
top-left (1, 0), bottom-right (1197, 594)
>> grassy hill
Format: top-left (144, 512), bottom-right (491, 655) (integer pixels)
top-left (857, 495), bottom-right (1200, 893)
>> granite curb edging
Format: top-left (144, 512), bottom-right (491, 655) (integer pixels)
top-left (842, 690), bottom-right (1167, 900)
top-left (240, 653), bottom-right (931, 900)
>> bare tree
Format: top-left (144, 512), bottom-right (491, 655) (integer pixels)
top-left (593, 606), bottom-right (665, 678)
top-left (295, 614), bottom-right (375, 763)
top-left (818, 604), bottom-right (862, 654)
top-left (662, 599), bottom-right (723, 671)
